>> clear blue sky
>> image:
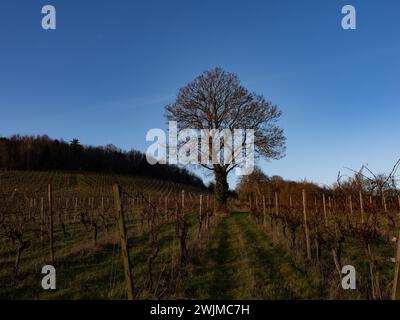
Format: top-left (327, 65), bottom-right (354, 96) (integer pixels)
top-left (0, 0), bottom-right (399, 188)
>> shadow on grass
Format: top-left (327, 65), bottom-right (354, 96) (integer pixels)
top-left (185, 217), bottom-right (238, 299)
top-left (238, 214), bottom-right (323, 299)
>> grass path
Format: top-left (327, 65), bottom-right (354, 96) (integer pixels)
top-left (1, 211), bottom-right (324, 299)
top-left (183, 212), bottom-right (323, 299)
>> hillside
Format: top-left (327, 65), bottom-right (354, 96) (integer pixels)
top-left (0, 171), bottom-right (399, 300)
top-left (0, 171), bottom-right (210, 299)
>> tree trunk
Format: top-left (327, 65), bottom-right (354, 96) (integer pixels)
top-left (214, 166), bottom-right (229, 212)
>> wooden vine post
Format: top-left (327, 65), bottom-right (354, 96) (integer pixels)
top-left (274, 192), bottom-right (279, 216)
top-left (359, 191), bottom-right (364, 225)
top-left (383, 192), bottom-right (387, 213)
top-left (322, 194), bottom-right (328, 227)
top-left (199, 194), bottom-right (203, 224)
top-left (74, 198), bottom-right (78, 222)
top-left (113, 184), bottom-right (134, 300)
top-left (182, 190), bottom-right (187, 227)
top-left (302, 190), bottom-right (311, 261)
top-left (262, 195), bottom-right (266, 227)
top-left (40, 197), bottom-right (44, 242)
top-left (392, 229), bottom-right (400, 300)
top-left (165, 196), bottom-right (168, 221)
top-left (48, 184), bottom-right (54, 263)
top-left (213, 197), bottom-right (215, 214)
top-left (393, 195), bottom-right (400, 299)
top-left (398, 195), bottom-right (400, 211)
top-left (349, 195), bottom-right (353, 216)
top-left (274, 192), bottom-right (279, 239)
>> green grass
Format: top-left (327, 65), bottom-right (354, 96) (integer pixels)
top-left (2, 209), bottom-right (396, 300)
top-left (0, 171), bottom-right (208, 299)
top-left (0, 211), bottom-right (326, 300)
top-left (182, 212), bottom-right (322, 299)
top-left (2, 169), bottom-right (395, 300)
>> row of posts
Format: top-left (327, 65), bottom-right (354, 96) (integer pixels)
top-left (254, 189), bottom-right (400, 299)
top-left (39, 185), bottom-right (400, 300)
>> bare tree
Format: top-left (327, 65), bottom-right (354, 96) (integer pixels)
top-left (165, 68), bottom-right (286, 209)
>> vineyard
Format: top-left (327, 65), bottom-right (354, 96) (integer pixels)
top-left (0, 171), bottom-right (218, 299)
top-left (1, 171), bottom-right (400, 300)
top-left (248, 188), bottom-right (400, 299)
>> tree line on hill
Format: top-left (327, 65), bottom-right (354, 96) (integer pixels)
top-left (0, 135), bottom-right (205, 188)
top-left (236, 165), bottom-right (399, 202)
top-left (236, 167), bottom-right (328, 202)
